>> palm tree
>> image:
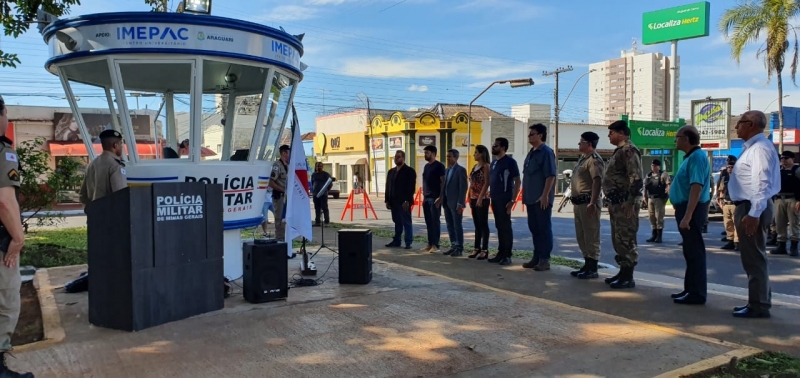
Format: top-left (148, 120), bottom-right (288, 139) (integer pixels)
top-left (719, 0), bottom-right (800, 152)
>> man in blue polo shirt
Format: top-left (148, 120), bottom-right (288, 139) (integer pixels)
top-left (521, 123), bottom-right (557, 272)
top-left (670, 125), bottom-right (711, 305)
top-left (488, 137), bottom-right (521, 266)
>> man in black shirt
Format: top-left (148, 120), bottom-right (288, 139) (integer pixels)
top-left (718, 156), bottom-right (738, 250)
top-left (385, 150), bottom-right (417, 249)
top-left (310, 162), bottom-right (332, 226)
top-left (421, 145), bottom-right (445, 253)
top-left (772, 150), bottom-right (800, 256)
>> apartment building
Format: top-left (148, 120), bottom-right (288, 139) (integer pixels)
top-left (588, 44), bottom-right (679, 124)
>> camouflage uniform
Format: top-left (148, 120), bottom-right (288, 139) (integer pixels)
top-left (602, 139), bottom-right (643, 270)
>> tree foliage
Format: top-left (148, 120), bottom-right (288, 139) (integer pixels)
top-left (15, 137), bottom-right (82, 231)
top-left (1, 0), bottom-right (164, 68)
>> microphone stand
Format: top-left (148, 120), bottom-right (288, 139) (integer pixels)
top-left (311, 178), bottom-right (338, 259)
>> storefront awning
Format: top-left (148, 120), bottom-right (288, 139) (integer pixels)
top-left (49, 142), bottom-right (160, 157)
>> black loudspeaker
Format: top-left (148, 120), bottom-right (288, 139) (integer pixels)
top-left (337, 229), bottom-right (372, 284)
top-left (243, 241), bottom-right (289, 303)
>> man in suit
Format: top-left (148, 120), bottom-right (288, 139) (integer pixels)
top-left (437, 149), bottom-right (468, 256)
top-left (384, 150), bottom-right (417, 249)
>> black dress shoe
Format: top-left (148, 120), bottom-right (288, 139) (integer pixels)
top-left (385, 242), bottom-right (400, 248)
top-left (733, 304), bottom-right (748, 312)
top-left (671, 290), bottom-right (688, 299)
top-left (674, 294), bottom-right (706, 305)
top-left (733, 306), bottom-right (770, 318)
top-left (498, 257), bottom-right (512, 266)
top-left (488, 255), bottom-right (503, 263)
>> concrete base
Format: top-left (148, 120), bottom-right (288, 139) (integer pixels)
top-left (222, 229), bottom-right (243, 280)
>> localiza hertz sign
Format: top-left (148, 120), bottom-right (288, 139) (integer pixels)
top-left (156, 194), bottom-right (204, 222)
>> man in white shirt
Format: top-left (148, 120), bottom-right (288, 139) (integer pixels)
top-left (727, 110), bottom-right (781, 318)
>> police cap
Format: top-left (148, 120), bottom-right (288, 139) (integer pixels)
top-left (781, 150), bottom-right (795, 159)
top-left (727, 155), bottom-right (737, 164)
top-left (99, 130), bottom-right (123, 140)
top-left (608, 120), bottom-right (630, 135)
top-left (651, 159), bottom-right (661, 166)
top-left (279, 144), bottom-right (290, 152)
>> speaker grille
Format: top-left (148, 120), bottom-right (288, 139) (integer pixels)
top-left (242, 241), bottom-right (288, 303)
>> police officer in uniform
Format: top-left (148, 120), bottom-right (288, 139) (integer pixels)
top-left (79, 129), bottom-right (127, 208)
top-left (718, 156), bottom-right (739, 250)
top-left (569, 131), bottom-right (605, 279)
top-left (269, 145), bottom-right (290, 242)
top-left (644, 159), bottom-right (671, 243)
top-left (0, 96), bottom-right (34, 377)
top-left (771, 150), bottom-right (800, 256)
top-left (602, 120), bottom-right (644, 289)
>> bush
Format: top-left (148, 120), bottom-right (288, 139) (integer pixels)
top-left (16, 138), bottom-right (82, 231)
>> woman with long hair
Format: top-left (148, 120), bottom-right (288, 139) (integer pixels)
top-left (468, 145), bottom-right (491, 259)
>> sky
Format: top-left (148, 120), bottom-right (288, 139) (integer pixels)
top-left (1, 0), bottom-right (798, 135)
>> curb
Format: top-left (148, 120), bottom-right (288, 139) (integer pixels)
top-left (15, 268), bottom-right (66, 353)
top-left (652, 347), bottom-right (763, 378)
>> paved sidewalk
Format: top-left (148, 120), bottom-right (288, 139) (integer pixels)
top-left (12, 226), bottom-right (771, 378)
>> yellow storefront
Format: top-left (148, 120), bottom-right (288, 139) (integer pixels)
top-left (366, 111), bottom-right (482, 194)
top-left (313, 131), bottom-right (369, 196)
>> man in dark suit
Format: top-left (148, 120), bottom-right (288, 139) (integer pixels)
top-left (437, 149), bottom-right (468, 256)
top-left (385, 150), bottom-right (417, 249)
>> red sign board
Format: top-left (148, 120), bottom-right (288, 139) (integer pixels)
top-left (701, 142), bottom-right (719, 149)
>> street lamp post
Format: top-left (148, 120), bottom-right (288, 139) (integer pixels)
top-left (552, 69), bottom-right (596, 163)
top-left (467, 78), bottom-right (534, 151)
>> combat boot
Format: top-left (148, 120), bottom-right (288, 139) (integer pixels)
top-left (767, 232), bottom-right (778, 246)
top-left (610, 266), bottom-right (636, 289)
top-left (577, 258), bottom-right (599, 279)
top-left (570, 258), bottom-right (587, 277)
top-left (604, 270), bottom-right (621, 284)
top-left (770, 242), bottom-right (788, 255)
top-left (646, 229), bottom-right (657, 242)
top-left (790, 241), bottom-right (799, 257)
top-left (654, 229), bottom-right (663, 243)
top-left (0, 352), bottom-right (33, 378)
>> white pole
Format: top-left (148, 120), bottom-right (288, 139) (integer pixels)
top-left (670, 40), bottom-right (678, 122)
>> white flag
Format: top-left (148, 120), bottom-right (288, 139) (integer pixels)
top-left (284, 105), bottom-right (312, 256)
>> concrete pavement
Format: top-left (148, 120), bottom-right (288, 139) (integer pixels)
top-left (15, 224), bottom-right (773, 377)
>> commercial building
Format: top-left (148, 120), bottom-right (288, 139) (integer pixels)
top-left (588, 42), bottom-right (679, 124)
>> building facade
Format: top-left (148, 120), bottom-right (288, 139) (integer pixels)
top-left (588, 44), bottom-right (679, 124)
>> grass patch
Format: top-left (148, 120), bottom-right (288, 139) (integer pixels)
top-left (328, 222), bottom-right (591, 270)
top-left (690, 352), bottom-right (800, 378)
top-left (22, 227), bottom-right (87, 268)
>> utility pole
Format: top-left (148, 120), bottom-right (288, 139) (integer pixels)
top-left (317, 88), bottom-right (328, 114)
top-left (542, 66), bottom-right (573, 164)
top-left (747, 93), bottom-right (751, 111)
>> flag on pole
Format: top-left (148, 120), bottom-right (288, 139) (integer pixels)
top-left (284, 104), bottom-right (312, 256)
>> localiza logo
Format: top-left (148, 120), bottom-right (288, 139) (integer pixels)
top-left (117, 26), bottom-right (189, 40)
top-left (637, 127), bottom-right (666, 137)
top-left (696, 103), bottom-right (724, 124)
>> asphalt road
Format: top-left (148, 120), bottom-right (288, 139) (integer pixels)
top-left (328, 197), bottom-right (800, 297)
top-left (40, 197), bottom-right (800, 297)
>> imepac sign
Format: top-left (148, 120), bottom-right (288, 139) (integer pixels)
top-left (642, 1), bottom-right (711, 45)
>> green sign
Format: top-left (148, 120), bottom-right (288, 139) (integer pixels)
top-left (627, 117), bottom-right (685, 148)
top-left (642, 1), bottom-right (710, 45)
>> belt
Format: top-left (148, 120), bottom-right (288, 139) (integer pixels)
top-left (733, 200), bottom-right (750, 206)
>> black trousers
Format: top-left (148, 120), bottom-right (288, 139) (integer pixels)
top-left (674, 202), bottom-right (709, 298)
top-left (491, 199), bottom-right (513, 258)
top-left (313, 195), bottom-right (329, 223)
top-left (470, 198), bottom-right (490, 250)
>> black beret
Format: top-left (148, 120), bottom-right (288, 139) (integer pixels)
top-left (99, 130), bottom-right (122, 139)
top-left (726, 155), bottom-right (737, 164)
top-left (608, 120), bottom-right (628, 132)
top-left (651, 159), bottom-right (661, 166)
top-left (782, 150), bottom-right (795, 159)
top-left (279, 144), bottom-right (291, 152)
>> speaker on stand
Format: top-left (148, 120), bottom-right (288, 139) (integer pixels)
top-left (337, 229), bottom-right (372, 284)
top-left (242, 240), bottom-right (289, 303)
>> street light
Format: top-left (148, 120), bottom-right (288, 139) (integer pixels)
top-left (468, 78), bottom-right (534, 150)
top-left (765, 94), bottom-right (790, 112)
top-left (553, 69), bottom-right (596, 163)
top-left (179, 0), bottom-right (212, 14)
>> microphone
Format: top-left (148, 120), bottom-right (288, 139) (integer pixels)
top-left (316, 178), bottom-right (333, 198)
